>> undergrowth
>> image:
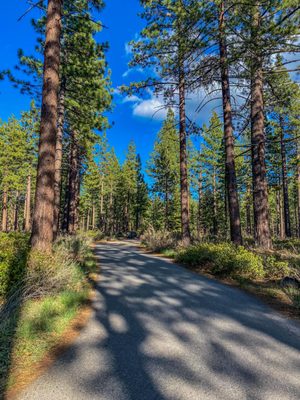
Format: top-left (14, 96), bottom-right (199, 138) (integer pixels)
top-left (0, 233), bottom-right (97, 396)
top-left (142, 231), bottom-right (300, 311)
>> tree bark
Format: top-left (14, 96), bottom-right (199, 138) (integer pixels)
top-left (197, 167), bottom-right (202, 238)
top-left (1, 190), bottom-right (8, 232)
top-left (219, 0), bottom-right (242, 245)
top-left (92, 204), bottom-right (95, 230)
top-left (24, 175), bottom-right (31, 232)
top-left (67, 131), bottom-right (80, 234)
top-left (279, 116), bottom-right (291, 237)
top-left (53, 79), bottom-right (65, 239)
top-left (31, 0), bottom-right (62, 252)
top-left (246, 185), bottom-right (252, 236)
top-left (13, 191), bottom-right (19, 231)
top-left (250, 5), bottom-right (272, 249)
top-left (179, 60), bottom-right (191, 246)
top-left (212, 167), bottom-right (218, 236)
top-left (86, 210), bottom-right (90, 231)
top-left (297, 140), bottom-right (300, 237)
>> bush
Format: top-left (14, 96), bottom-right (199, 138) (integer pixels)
top-left (141, 228), bottom-right (177, 252)
top-left (0, 233), bottom-right (30, 298)
top-left (1, 234), bottom-right (94, 323)
top-left (176, 242), bottom-right (265, 279)
top-left (263, 256), bottom-right (290, 279)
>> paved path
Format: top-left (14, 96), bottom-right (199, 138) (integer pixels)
top-left (19, 242), bottom-right (300, 400)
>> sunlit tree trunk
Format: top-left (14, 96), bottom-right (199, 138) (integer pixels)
top-left (24, 175), bottom-right (31, 232)
top-left (31, 0), bottom-right (62, 252)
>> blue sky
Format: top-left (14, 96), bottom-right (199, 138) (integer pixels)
top-left (0, 0), bottom-right (173, 167)
top-left (2, 2), bottom-right (297, 170)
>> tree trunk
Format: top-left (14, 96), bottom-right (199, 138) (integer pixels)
top-left (219, 1), bottom-right (242, 245)
top-left (212, 167), bottom-right (218, 236)
top-left (86, 210), bottom-right (90, 231)
top-left (92, 204), bottom-right (95, 230)
top-left (297, 140), bottom-right (300, 237)
top-left (13, 191), bottom-right (19, 231)
top-left (53, 79), bottom-right (65, 239)
top-left (197, 168), bottom-right (202, 238)
top-left (250, 5), bottom-right (272, 249)
top-left (276, 189), bottom-right (281, 237)
top-left (24, 175), bottom-right (31, 232)
top-left (2, 190), bottom-right (8, 232)
top-left (31, 0), bottom-right (62, 252)
top-left (165, 177), bottom-right (169, 230)
top-left (68, 131), bottom-right (80, 234)
top-left (279, 116), bottom-right (291, 237)
top-left (179, 60), bottom-right (191, 246)
top-left (99, 175), bottom-right (104, 230)
top-left (246, 185), bottom-right (252, 236)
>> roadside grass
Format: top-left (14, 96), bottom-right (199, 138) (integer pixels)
top-left (0, 233), bottom-right (97, 398)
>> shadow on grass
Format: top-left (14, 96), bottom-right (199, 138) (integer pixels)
top-left (0, 233), bottom-right (30, 400)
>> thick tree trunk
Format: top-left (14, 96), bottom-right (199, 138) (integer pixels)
top-left (250, 6), bottom-right (272, 249)
top-left (53, 79), bottom-right (65, 239)
top-left (31, 0), bottom-right (62, 252)
top-left (67, 131), bottom-right (80, 234)
top-left (24, 175), bottom-right (31, 232)
top-left (279, 116), bottom-right (291, 237)
top-left (179, 61), bottom-right (191, 246)
top-left (219, 1), bottom-right (242, 245)
top-left (2, 190), bottom-right (8, 232)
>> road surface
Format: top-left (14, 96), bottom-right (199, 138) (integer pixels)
top-left (19, 242), bottom-right (300, 400)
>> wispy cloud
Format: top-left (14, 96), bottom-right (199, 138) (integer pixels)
top-left (122, 66), bottom-right (144, 78)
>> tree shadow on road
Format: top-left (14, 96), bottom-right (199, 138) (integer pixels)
top-left (36, 243), bottom-right (300, 400)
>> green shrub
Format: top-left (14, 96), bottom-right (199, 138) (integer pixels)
top-left (0, 233), bottom-right (30, 298)
top-left (176, 242), bottom-right (265, 279)
top-left (263, 256), bottom-right (290, 279)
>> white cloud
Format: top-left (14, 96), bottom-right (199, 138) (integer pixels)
top-left (122, 95), bottom-right (141, 103)
top-left (132, 97), bottom-right (168, 121)
top-left (122, 67), bottom-right (144, 78)
top-left (125, 42), bottom-right (132, 55)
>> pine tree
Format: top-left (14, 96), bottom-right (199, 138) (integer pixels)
top-left (148, 109), bottom-right (180, 232)
top-left (200, 112), bottom-right (225, 237)
top-left (31, 0), bottom-right (62, 252)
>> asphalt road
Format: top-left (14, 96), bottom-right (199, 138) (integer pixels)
top-left (19, 242), bottom-right (300, 400)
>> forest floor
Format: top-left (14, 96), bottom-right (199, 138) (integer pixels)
top-left (16, 241), bottom-right (300, 400)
